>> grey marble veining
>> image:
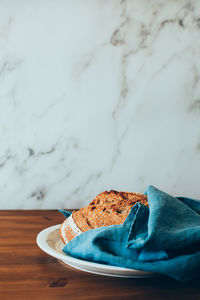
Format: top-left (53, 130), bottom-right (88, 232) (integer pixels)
top-left (0, 0), bottom-right (200, 209)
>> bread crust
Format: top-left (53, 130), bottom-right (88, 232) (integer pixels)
top-left (60, 190), bottom-right (148, 244)
top-left (60, 221), bottom-right (76, 244)
top-left (73, 190), bottom-right (148, 232)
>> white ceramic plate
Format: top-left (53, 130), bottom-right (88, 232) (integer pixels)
top-left (36, 224), bottom-right (158, 278)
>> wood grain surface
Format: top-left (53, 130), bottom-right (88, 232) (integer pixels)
top-left (0, 210), bottom-right (200, 300)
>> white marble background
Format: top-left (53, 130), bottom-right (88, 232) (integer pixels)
top-left (0, 0), bottom-right (200, 209)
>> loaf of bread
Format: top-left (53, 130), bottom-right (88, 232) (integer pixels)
top-left (60, 190), bottom-right (148, 244)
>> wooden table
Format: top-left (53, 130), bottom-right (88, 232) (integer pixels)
top-left (0, 210), bottom-right (200, 300)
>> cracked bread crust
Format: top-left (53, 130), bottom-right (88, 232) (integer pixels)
top-left (72, 190), bottom-right (148, 232)
top-left (60, 190), bottom-right (148, 244)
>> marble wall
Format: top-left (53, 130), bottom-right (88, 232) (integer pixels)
top-left (0, 0), bottom-right (200, 209)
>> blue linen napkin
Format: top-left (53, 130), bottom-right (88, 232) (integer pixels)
top-left (59, 209), bottom-right (72, 218)
top-left (61, 186), bottom-right (200, 282)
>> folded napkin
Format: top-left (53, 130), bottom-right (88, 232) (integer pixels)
top-left (61, 186), bottom-right (200, 282)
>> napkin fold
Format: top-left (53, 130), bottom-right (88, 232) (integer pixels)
top-left (61, 186), bottom-right (200, 282)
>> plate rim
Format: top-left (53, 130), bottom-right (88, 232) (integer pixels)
top-left (36, 224), bottom-right (157, 277)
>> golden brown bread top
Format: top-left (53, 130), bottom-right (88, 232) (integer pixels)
top-left (72, 190), bottom-right (148, 232)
